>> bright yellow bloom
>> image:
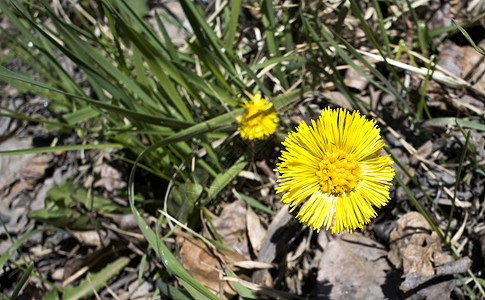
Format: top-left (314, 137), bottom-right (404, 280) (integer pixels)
top-left (237, 94), bottom-right (278, 140)
top-left (275, 108), bottom-right (395, 233)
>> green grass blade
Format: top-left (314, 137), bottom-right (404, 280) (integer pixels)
top-left (0, 144), bottom-right (123, 156)
top-left (179, 0), bottom-right (234, 72)
top-left (394, 174), bottom-right (445, 241)
top-left (225, 268), bottom-right (257, 299)
top-left (127, 111), bottom-right (243, 299)
top-left (261, 0), bottom-right (289, 90)
top-left (453, 20), bottom-right (485, 56)
top-left (224, 0), bottom-right (242, 52)
top-left (318, 23), bottom-right (398, 99)
top-left (10, 262), bottom-right (34, 299)
top-left (372, 0), bottom-right (391, 55)
top-left (204, 155), bottom-right (247, 205)
top-left (63, 107), bottom-right (100, 125)
top-left (0, 111), bottom-right (96, 133)
top-left (62, 257), bottom-right (130, 300)
top-left (0, 65), bottom-right (193, 129)
top-left (156, 279), bottom-right (192, 300)
top-left (235, 191), bottom-right (275, 215)
top-left (348, 0), bottom-right (405, 90)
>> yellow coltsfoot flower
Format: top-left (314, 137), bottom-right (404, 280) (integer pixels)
top-left (275, 108), bottom-right (395, 234)
top-left (237, 94), bottom-right (278, 140)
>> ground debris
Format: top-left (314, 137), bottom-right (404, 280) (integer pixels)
top-left (175, 229), bottom-right (249, 299)
top-left (316, 233), bottom-right (390, 299)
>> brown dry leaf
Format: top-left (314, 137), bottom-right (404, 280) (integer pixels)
top-left (344, 60), bottom-right (370, 91)
top-left (316, 233), bottom-right (390, 299)
top-left (19, 154), bottom-right (54, 189)
top-left (401, 272), bottom-right (459, 297)
top-left (435, 257), bottom-right (471, 276)
top-left (0, 138), bottom-right (34, 188)
top-left (246, 205), bottom-right (266, 254)
top-left (387, 212), bottom-right (470, 295)
top-left (437, 40), bottom-right (462, 76)
top-left (212, 200), bottom-right (249, 258)
top-left (93, 164), bottom-right (126, 192)
top-left (322, 91), bottom-right (353, 110)
top-left (175, 229), bottom-right (248, 299)
top-left (414, 279), bottom-right (460, 300)
top-left (410, 140), bottom-right (433, 165)
top-left (388, 212), bottom-right (452, 276)
top-left (71, 230), bottom-right (104, 247)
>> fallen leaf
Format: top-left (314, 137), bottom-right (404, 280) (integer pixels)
top-left (212, 200), bottom-right (249, 258)
top-left (93, 164), bottom-right (126, 192)
top-left (411, 279), bottom-right (460, 300)
top-left (176, 229), bottom-right (248, 299)
top-left (246, 205), bottom-right (266, 254)
top-left (344, 60), bottom-right (370, 91)
top-left (316, 233), bottom-right (390, 299)
top-left (435, 257), bottom-right (472, 276)
top-left (388, 212), bottom-right (450, 276)
top-left (71, 230), bottom-right (104, 247)
top-left (0, 138), bottom-right (34, 188)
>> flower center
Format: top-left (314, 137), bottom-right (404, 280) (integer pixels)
top-left (317, 150), bottom-right (363, 195)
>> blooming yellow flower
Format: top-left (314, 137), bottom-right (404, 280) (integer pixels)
top-left (275, 108), bottom-right (395, 233)
top-left (237, 94), bottom-right (278, 140)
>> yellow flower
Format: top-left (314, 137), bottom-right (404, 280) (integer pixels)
top-left (275, 108), bottom-right (395, 233)
top-left (237, 94), bottom-right (278, 140)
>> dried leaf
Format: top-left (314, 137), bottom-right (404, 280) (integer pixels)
top-left (344, 60), bottom-right (370, 91)
top-left (210, 200), bottom-right (249, 258)
top-left (71, 231), bottom-right (104, 247)
top-left (93, 164), bottom-right (126, 192)
top-left (246, 206), bottom-right (266, 254)
top-left (317, 233), bottom-right (390, 299)
top-left (388, 212), bottom-right (452, 276)
top-left (436, 257), bottom-right (472, 276)
top-left (176, 229), bottom-right (248, 299)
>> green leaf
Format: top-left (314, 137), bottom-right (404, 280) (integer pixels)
top-left (63, 107), bottom-right (100, 125)
top-left (28, 208), bottom-right (83, 228)
top-left (235, 192), bottom-right (275, 216)
top-left (204, 155), bottom-right (247, 205)
top-left (42, 290), bottom-right (60, 300)
top-left (29, 182), bottom-right (127, 229)
top-left (62, 257), bottom-right (130, 300)
top-left (168, 182), bottom-right (203, 224)
top-left (125, 0), bottom-right (147, 17)
top-left (156, 279), bottom-right (192, 300)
